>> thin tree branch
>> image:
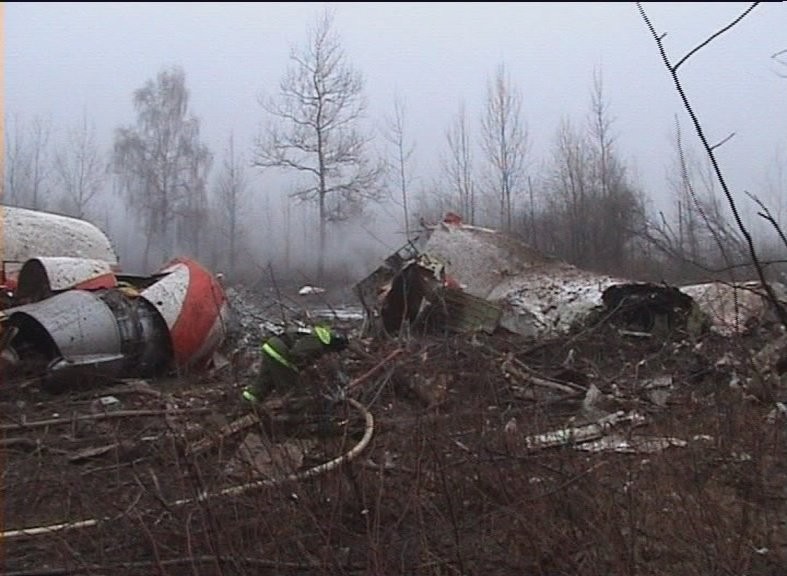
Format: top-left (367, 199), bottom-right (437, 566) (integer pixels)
top-left (672, 2), bottom-right (760, 72)
top-left (709, 132), bottom-right (736, 152)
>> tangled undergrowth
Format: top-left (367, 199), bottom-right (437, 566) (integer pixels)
top-left (2, 306), bottom-right (787, 575)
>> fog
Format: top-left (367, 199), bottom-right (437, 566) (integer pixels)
top-left (5, 2), bottom-right (787, 286)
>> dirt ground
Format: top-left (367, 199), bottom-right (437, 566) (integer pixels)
top-left (3, 286), bottom-right (787, 575)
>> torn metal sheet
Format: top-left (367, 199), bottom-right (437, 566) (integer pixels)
top-left (354, 241), bottom-right (462, 336)
top-left (1, 205), bottom-right (118, 289)
top-left (362, 214), bottom-right (704, 339)
top-left (435, 218), bottom-right (717, 337)
top-left (225, 433), bottom-right (315, 480)
top-left (15, 257), bottom-right (117, 302)
top-left (1, 258), bottom-right (229, 392)
top-left (679, 280), bottom-right (787, 336)
top-left (524, 410), bottom-right (646, 450)
top-left (601, 283), bottom-right (705, 336)
top-left (437, 288), bottom-right (502, 334)
top-left (575, 434), bottom-right (688, 453)
top-left (140, 258), bottom-right (230, 370)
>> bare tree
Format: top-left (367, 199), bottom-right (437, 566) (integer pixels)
top-left (5, 115), bottom-right (30, 206)
top-left (539, 79), bottom-right (646, 273)
top-left (638, 2), bottom-right (787, 328)
top-left (253, 9), bottom-right (383, 280)
top-left (5, 114), bottom-right (53, 210)
top-left (480, 63), bottom-right (529, 232)
top-left (543, 116), bottom-right (592, 263)
top-left (586, 71), bottom-right (646, 270)
top-left (442, 102), bottom-right (477, 224)
top-left (212, 133), bottom-right (248, 278)
top-left (763, 147), bottom-right (786, 231)
top-left (112, 65), bottom-right (212, 268)
top-left (53, 113), bottom-right (105, 219)
top-left (383, 95), bottom-right (416, 240)
top-left (643, 119), bottom-right (748, 281)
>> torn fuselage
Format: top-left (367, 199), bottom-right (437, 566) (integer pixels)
top-left (1, 258), bottom-right (229, 392)
top-left (357, 214), bottom-right (707, 339)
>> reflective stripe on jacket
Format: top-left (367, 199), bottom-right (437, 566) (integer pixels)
top-left (313, 325), bottom-right (332, 345)
top-left (262, 340), bottom-right (298, 372)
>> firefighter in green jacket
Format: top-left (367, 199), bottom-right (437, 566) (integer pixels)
top-left (242, 324), bottom-right (349, 404)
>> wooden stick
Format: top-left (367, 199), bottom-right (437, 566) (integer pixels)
top-left (185, 413), bottom-right (260, 457)
top-left (0, 407), bottom-right (212, 432)
top-left (345, 348), bottom-right (405, 394)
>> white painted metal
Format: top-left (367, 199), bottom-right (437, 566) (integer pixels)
top-left (139, 262), bottom-right (189, 330)
top-left (16, 257), bottom-right (114, 297)
top-left (191, 299), bottom-right (232, 366)
top-left (680, 281), bottom-right (787, 336)
top-left (1, 205), bottom-right (118, 265)
top-left (7, 290), bottom-right (122, 358)
top-left (421, 222), bottom-right (629, 338)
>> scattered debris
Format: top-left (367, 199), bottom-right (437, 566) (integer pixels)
top-left (680, 280), bottom-right (787, 336)
top-left (1, 204), bottom-right (119, 292)
top-left (6, 210), bottom-right (787, 573)
top-left (524, 411), bottom-right (646, 451)
top-left (357, 214), bottom-right (711, 339)
top-left (1, 257), bottom-right (229, 392)
top-left (298, 285), bottom-right (326, 296)
top-left (575, 434), bottom-right (688, 454)
top-left (641, 374), bottom-right (675, 408)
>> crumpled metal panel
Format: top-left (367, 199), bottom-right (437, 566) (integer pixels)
top-left (16, 257), bottom-right (117, 302)
top-left (421, 220), bottom-right (630, 338)
top-left (1, 205), bottom-right (118, 265)
top-left (679, 281), bottom-right (787, 336)
top-left (140, 258), bottom-right (228, 368)
top-left (7, 290), bottom-right (122, 359)
top-left (420, 221), bottom-right (551, 298)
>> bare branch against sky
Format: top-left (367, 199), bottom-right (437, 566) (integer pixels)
top-left (5, 2), bottom-right (786, 280)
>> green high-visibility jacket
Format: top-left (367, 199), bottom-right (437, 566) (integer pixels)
top-left (251, 329), bottom-right (333, 399)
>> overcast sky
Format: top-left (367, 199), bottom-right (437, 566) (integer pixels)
top-left (5, 2), bottom-right (787, 252)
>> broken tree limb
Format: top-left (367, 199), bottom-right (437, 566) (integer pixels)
top-left (0, 407), bottom-right (212, 432)
top-left (503, 363), bottom-right (581, 396)
top-left (99, 379), bottom-right (163, 398)
top-left (501, 353), bottom-right (582, 395)
top-left (68, 440), bottom-right (145, 463)
top-left (68, 443), bottom-right (121, 463)
top-left (3, 555), bottom-right (326, 576)
top-left (490, 347), bottom-right (586, 394)
top-left (345, 348), bottom-right (405, 394)
top-left (186, 413), bottom-right (260, 457)
top-left (2, 518), bottom-right (100, 539)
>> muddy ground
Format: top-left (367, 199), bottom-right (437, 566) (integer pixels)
top-left (2, 284), bottom-right (787, 575)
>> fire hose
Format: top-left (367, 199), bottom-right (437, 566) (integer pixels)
top-left (1, 397), bottom-right (374, 540)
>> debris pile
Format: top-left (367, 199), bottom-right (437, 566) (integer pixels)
top-left (1, 257), bottom-right (229, 393)
top-left (4, 209), bottom-right (787, 575)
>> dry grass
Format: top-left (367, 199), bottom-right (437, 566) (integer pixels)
top-left (2, 318), bottom-right (787, 575)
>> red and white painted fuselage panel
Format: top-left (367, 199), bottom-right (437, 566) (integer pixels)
top-left (139, 258), bottom-right (229, 369)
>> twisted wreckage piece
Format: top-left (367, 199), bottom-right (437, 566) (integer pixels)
top-left (0, 205), bottom-right (231, 390)
top-left (354, 213), bottom-right (787, 339)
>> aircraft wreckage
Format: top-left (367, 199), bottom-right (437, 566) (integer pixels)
top-left (355, 213), bottom-right (787, 339)
top-left (0, 205), bottom-right (229, 392)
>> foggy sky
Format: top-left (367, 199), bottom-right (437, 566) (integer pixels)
top-left (5, 2), bottom-right (787, 271)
